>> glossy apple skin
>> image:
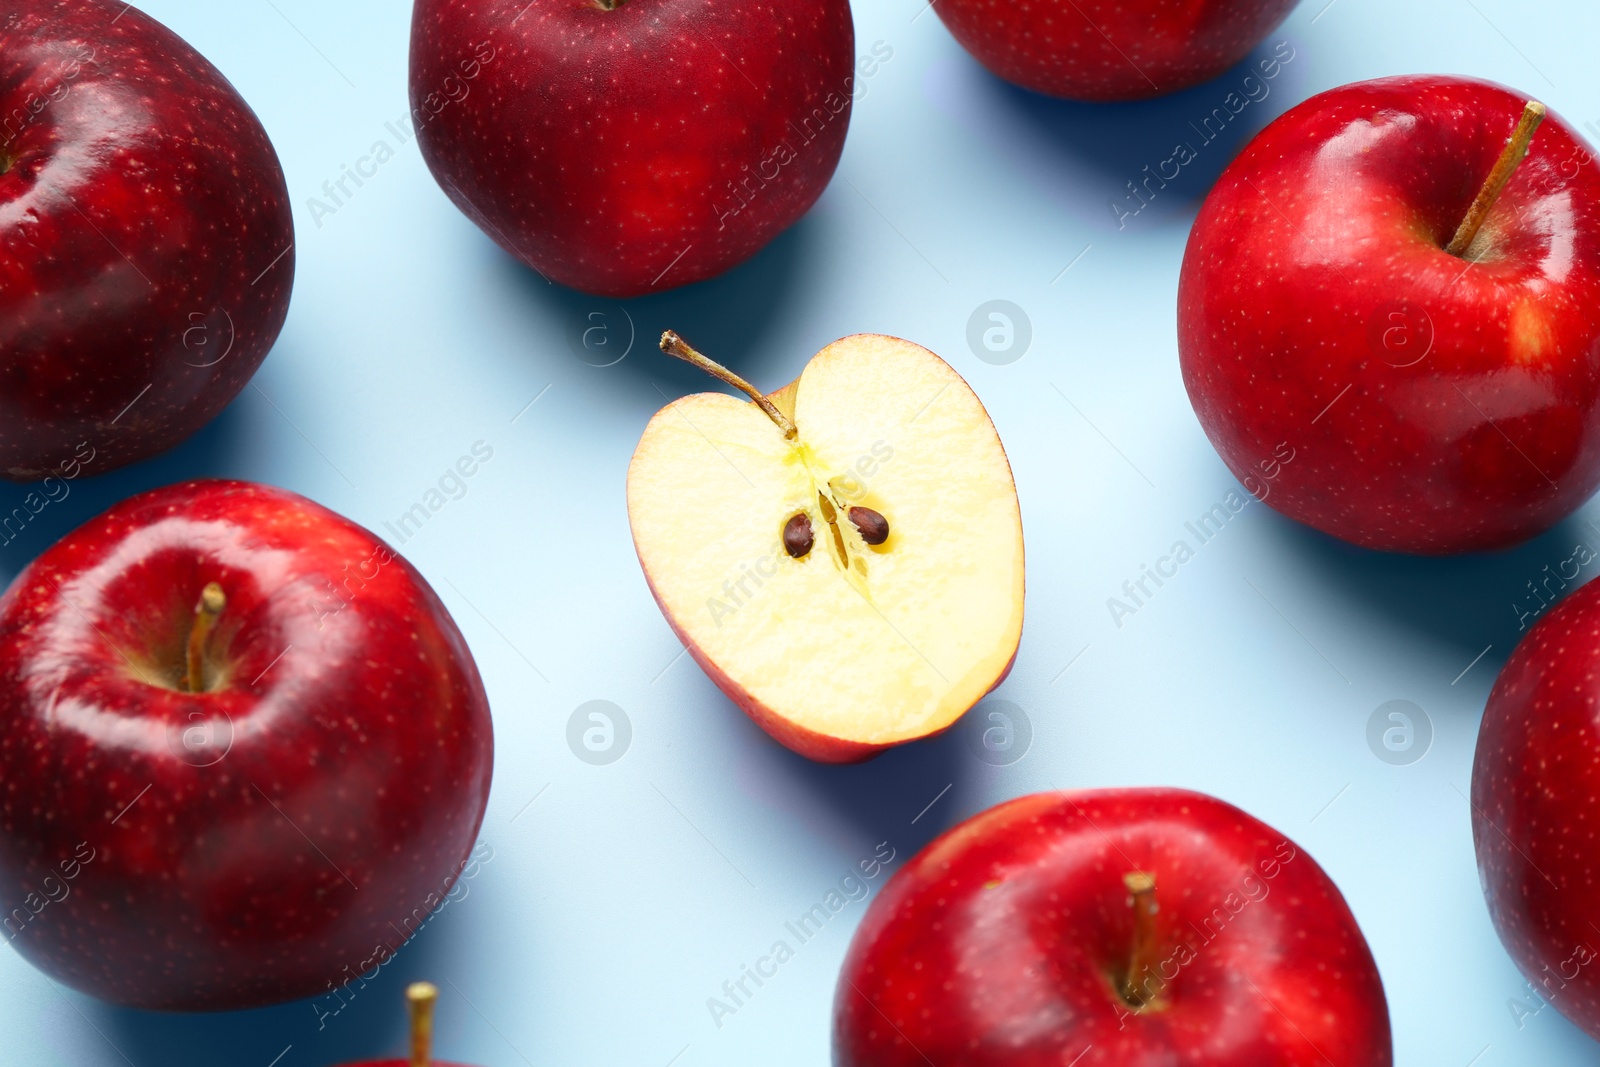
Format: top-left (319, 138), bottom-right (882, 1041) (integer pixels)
top-left (1473, 576), bottom-right (1600, 1038)
top-left (409, 0), bottom-right (853, 297)
top-left (835, 789), bottom-right (1392, 1067)
top-left (0, 1), bottom-right (294, 481)
top-left (0, 480), bottom-right (493, 1011)
top-left (1180, 76), bottom-right (1600, 554)
top-left (934, 0), bottom-right (1297, 102)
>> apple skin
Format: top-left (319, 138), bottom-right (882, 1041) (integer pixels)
top-left (0, 480), bottom-right (493, 1011)
top-left (1179, 76), bottom-right (1600, 554)
top-left (1473, 576), bottom-right (1600, 1039)
top-left (409, 0), bottom-right (854, 297)
top-left (835, 789), bottom-right (1392, 1066)
top-left (933, 0), bottom-right (1298, 102)
top-left (0, 1), bottom-right (294, 481)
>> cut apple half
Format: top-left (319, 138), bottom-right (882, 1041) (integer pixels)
top-left (627, 331), bottom-right (1025, 762)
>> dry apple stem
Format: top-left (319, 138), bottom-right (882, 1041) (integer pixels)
top-left (1446, 100), bottom-right (1546, 257)
top-left (186, 582), bottom-right (226, 693)
top-left (659, 330), bottom-right (798, 440)
top-left (407, 981), bottom-right (438, 1067)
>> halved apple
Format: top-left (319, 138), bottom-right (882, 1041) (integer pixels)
top-left (627, 332), bottom-right (1025, 762)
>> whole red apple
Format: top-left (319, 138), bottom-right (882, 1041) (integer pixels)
top-left (932, 0), bottom-right (1298, 102)
top-left (1180, 76), bottom-right (1600, 554)
top-left (0, 1), bottom-right (294, 481)
top-left (835, 789), bottom-right (1392, 1066)
top-left (1473, 576), bottom-right (1600, 1039)
top-left (0, 480), bottom-right (493, 1011)
top-left (408, 0), bottom-right (854, 297)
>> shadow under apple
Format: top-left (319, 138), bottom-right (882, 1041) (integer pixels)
top-left (86, 877), bottom-right (476, 1067)
top-left (1249, 501), bottom-right (1600, 691)
top-left (487, 209), bottom-right (820, 399)
top-left (923, 35), bottom-right (1312, 233)
top-left (728, 702), bottom-right (978, 865)
top-left (0, 394), bottom-right (255, 591)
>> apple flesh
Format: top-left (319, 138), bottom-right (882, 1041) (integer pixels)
top-left (0, 480), bottom-right (493, 1010)
top-left (1473, 576), bottom-right (1600, 1039)
top-left (0, 0), bottom-right (295, 480)
top-left (835, 788), bottom-right (1393, 1066)
top-left (627, 333), bottom-right (1024, 762)
top-left (1180, 76), bottom-right (1600, 554)
top-left (409, 0), bottom-right (854, 297)
top-left (933, 0), bottom-right (1298, 102)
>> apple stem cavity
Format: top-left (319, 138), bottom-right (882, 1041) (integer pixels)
top-left (185, 582), bottom-right (226, 693)
top-left (659, 330), bottom-right (798, 440)
top-left (407, 981), bottom-right (438, 1067)
top-left (1446, 99), bottom-right (1547, 258)
top-left (1120, 871), bottom-right (1168, 1011)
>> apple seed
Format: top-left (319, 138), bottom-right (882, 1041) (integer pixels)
top-left (783, 513), bottom-right (814, 558)
top-left (848, 507), bottom-right (889, 546)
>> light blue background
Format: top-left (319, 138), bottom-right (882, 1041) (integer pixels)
top-left (3, 0), bottom-right (1598, 1063)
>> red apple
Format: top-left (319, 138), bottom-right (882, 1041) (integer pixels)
top-left (0, 480), bottom-right (493, 1011)
top-left (932, 0), bottom-right (1298, 102)
top-left (1473, 575), bottom-right (1600, 1039)
top-left (408, 0), bottom-right (854, 297)
top-left (338, 981), bottom-right (476, 1067)
top-left (627, 333), bottom-right (1024, 762)
top-left (835, 789), bottom-right (1392, 1066)
top-left (1180, 76), bottom-right (1600, 554)
top-left (0, 0), bottom-right (295, 481)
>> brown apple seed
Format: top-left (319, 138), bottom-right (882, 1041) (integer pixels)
top-left (783, 512), bottom-right (814, 558)
top-left (849, 507), bottom-right (890, 545)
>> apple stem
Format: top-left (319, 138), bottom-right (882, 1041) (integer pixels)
top-left (1120, 871), bottom-right (1163, 1010)
top-left (1446, 100), bottom-right (1547, 257)
top-left (185, 582), bottom-right (226, 693)
top-left (407, 981), bottom-right (438, 1067)
top-left (659, 330), bottom-right (798, 440)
